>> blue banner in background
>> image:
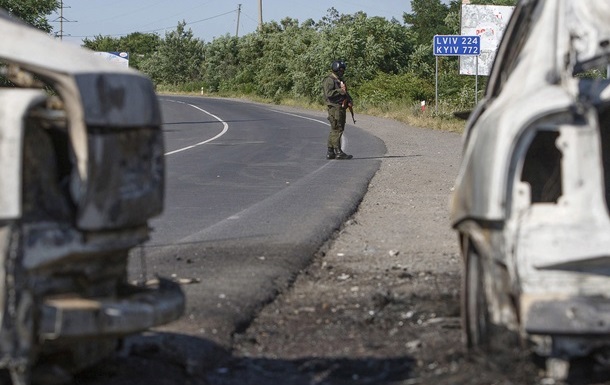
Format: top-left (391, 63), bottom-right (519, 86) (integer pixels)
top-left (93, 51), bottom-right (130, 67)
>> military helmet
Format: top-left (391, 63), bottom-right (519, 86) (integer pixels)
top-left (331, 60), bottom-right (346, 73)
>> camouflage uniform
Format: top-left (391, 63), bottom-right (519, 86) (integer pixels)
top-left (322, 62), bottom-right (353, 160)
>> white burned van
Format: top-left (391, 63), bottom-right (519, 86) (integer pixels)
top-left (451, 0), bottom-right (610, 378)
top-left (0, 10), bottom-right (184, 384)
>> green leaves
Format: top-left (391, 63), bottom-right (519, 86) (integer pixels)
top-left (470, 0), bottom-right (517, 5)
top-left (404, 0), bottom-right (457, 46)
top-left (83, 33), bottom-right (161, 71)
top-left (140, 22), bottom-right (204, 85)
top-left (0, 0), bottom-right (59, 33)
top-left (358, 72), bottom-right (434, 106)
top-left (0, 0), bottom-right (499, 111)
top-left (225, 9), bottom-right (418, 103)
top-left (77, 0), bottom-right (499, 110)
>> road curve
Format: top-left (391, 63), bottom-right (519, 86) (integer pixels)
top-left (130, 96), bottom-right (386, 346)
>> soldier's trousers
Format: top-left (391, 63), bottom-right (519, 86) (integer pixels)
top-left (327, 105), bottom-right (346, 149)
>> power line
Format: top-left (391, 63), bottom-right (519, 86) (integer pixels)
top-left (185, 9), bottom-right (237, 28)
top-left (236, 4), bottom-right (242, 37)
top-left (258, 0), bottom-right (263, 30)
top-left (70, 8), bottom-right (237, 39)
top-left (131, 1), bottom-right (218, 30)
top-left (52, 0), bottom-right (77, 40)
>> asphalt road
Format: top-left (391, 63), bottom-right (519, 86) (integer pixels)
top-left (130, 96), bottom-right (386, 346)
top-left (73, 99), bottom-right (610, 385)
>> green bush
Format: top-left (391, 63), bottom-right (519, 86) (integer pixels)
top-left (357, 72), bottom-right (434, 106)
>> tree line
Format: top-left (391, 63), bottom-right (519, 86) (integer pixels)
top-left (1, 0), bottom-right (517, 112)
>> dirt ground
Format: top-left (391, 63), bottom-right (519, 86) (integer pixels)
top-left (73, 112), bottom-right (609, 385)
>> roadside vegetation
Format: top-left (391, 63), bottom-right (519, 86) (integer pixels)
top-left (2, 0), bottom-right (519, 133)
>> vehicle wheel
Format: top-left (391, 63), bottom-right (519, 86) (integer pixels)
top-left (462, 237), bottom-right (491, 349)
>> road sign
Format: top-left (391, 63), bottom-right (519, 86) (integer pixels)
top-left (433, 35), bottom-right (481, 56)
top-left (433, 35), bottom-right (482, 114)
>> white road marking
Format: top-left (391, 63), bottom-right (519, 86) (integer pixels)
top-left (161, 99), bottom-right (229, 156)
top-left (267, 108), bottom-right (328, 126)
top-left (266, 108), bottom-right (350, 149)
top-left (157, 101), bottom-right (345, 245)
top-left (160, 100), bottom-right (350, 155)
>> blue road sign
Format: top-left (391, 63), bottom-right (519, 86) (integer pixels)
top-left (433, 35), bottom-right (481, 56)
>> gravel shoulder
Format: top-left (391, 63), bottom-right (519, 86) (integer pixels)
top-left (225, 112), bottom-right (543, 385)
top-left (73, 110), bottom-right (608, 385)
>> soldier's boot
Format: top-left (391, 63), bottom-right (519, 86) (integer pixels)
top-left (334, 148), bottom-right (353, 160)
top-left (326, 147), bottom-right (336, 159)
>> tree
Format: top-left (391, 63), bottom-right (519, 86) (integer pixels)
top-left (82, 35), bottom-right (119, 52)
top-left (403, 0), bottom-right (455, 46)
top-left (0, 0), bottom-right (59, 33)
top-left (127, 5), bottom-right (480, 109)
top-left (470, 0), bottom-right (516, 5)
top-left (139, 21), bottom-right (204, 85)
top-left (403, 0), bottom-right (460, 81)
top-left (83, 33), bottom-right (161, 70)
top-left (202, 34), bottom-right (240, 92)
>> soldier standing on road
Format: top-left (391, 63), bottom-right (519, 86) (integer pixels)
top-left (322, 60), bottom-right (353, 160)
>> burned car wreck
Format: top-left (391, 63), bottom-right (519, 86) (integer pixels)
top-left (450, 0), bottom-right (610, 377)
top-left (0, 9), bottom-right (184, 385)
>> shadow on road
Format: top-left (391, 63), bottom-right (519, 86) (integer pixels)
top-left (72, 332), bottom-right (415, 385)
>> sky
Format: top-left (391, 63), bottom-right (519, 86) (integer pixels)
top-left (54, 0), bottom-right (419, 46)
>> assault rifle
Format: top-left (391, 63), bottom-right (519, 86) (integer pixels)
top-left (342, 93), bottom-right (356, 124)
top-left (339, 80), bottom-right (356, 124)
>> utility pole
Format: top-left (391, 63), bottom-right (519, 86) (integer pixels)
top-left (258, 0), bottom-right (263, 31)
top-left (235, 4), bottom-right (241, 37)
top-left (53, 0), bottom-right (76, 40)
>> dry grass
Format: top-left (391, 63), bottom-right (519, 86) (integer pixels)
top-left (360, 102), bottom-right (466, 134)
top-left (164, 90), bottom-right (467, 134)
top-left (272, 97), bottom-right (467, 134)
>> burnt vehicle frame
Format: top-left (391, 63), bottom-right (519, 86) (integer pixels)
top-left (450, 0), bottom-right (610, 376)
top-left (0, 10), bottom-right (184, 384)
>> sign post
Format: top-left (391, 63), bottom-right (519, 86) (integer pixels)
top-left (433, 35), bottom-right (481, 114)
